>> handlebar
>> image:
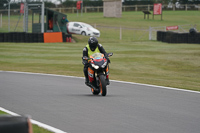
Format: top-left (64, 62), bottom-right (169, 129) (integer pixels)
top-left (82, 53), bottom-right (113, 61)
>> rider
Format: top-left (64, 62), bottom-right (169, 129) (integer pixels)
top-left (82, 37), bottom-right (110, 85)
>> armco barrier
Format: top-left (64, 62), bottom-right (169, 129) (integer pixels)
top-left (0, 32), bottom-right (71, 43)
top-left (157, 31), bottom-right (200, 44)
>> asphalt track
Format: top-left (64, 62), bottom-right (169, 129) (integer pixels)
top-left (0, 71), bottom-right (200, 133)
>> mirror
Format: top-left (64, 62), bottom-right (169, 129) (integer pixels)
top-left (108, 53), bottom-right (113, 57)
top-left (82, 56), bottom-right (88, 60)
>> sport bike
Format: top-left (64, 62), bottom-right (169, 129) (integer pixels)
top-left (83, 53), bottom-right (113, 96)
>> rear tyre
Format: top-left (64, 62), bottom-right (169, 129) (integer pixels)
top-left (99, 75), bottom-right (107, 96)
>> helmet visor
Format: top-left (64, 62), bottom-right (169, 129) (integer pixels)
top-left (90, 44), bottom-right (97, 51)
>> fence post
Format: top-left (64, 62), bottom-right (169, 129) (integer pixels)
top-left (185, 4), bottom-right (187, 11)
top-left (72, 7), bottom-right (73, 13)
top-left (0, 14), bottom-right (2, 28)
top-left (120, 26), bottom-right (122, 40)
top-left (149, 26), bottom-right (152, 40)
top-left (173, 4), bottom-right (175, 11)
top-left (8, 2), bottom-right (10, 32)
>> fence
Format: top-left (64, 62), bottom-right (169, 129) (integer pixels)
top-left (48, 4), bottom-right (200, 13)
top-left (94, 25), bottom-right (149, 41)
top-left (0, 4), bottom-right (199, 41)
top-left (1, 4), bottom-right (199, 15)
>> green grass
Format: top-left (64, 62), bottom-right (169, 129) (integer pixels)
top-left (0, 110), bottom-right (7, 115)
top-left (0, 111), bottom-right (53, 133)
top-left (1, 11), bottom-right (200, 33)
top-left (0, 11), bottom-right (200, 91)
top-left (32, 125), bottom-right (53, 133)
top-left (0, 41), bottom-right (199, 91)
top-left (66, 11), bottom-right (200, 28)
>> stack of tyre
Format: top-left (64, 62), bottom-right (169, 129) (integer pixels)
top-left (62, 32), bottom-right (66, 42)
top-left (0, 33), bottom-right (4, 42)
top-left (0, 32), bottom-right (72, 43)
top-left (0, 32), bottom-right (44, 43)
top-left (157, 29), bottom-right (200, 44)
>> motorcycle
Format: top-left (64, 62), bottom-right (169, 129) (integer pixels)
top-left (82, 53), bottom-right (113, 96)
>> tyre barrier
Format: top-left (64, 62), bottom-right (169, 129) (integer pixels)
top-left (0, 115), bottom-right (33, 133)
top-left (0, 32), bottom-right (71, 43)
top-left (0, 33), bottom-right (4, 42)
top-left (157, 31), bottom-right (200, 44)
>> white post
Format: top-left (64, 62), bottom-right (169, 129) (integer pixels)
top-left (81, 0), bottom-right (83, 16)
top-left (41, 1), bottom-right (45, 33)
top-left (24, 2), bottom-right (29, 33)
top-left (120, 26), bottom-right (122, 40)
top-left (0, 14), bottom-right (2, 28)
top-left (23, 2), bottom-right (25, 32)
top-left (149, 26), bottom-right (152, 40)
top-left (8, 1), bottom-right (10, 32)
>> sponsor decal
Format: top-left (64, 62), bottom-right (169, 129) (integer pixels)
top-left (166, 26), bottom-right (179, 30)
top-left (72, 28), bottom-right (80, 32)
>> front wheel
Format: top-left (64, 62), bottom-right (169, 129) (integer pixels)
top-left (81, 31), bottom-right (86, 36)
top-left (99, 75), bottom-right (107, 96)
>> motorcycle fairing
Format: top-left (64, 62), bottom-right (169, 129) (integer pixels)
top-left (88, 67), bottom-right (94, 82)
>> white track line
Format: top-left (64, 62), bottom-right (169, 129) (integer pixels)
top-left (111, 80), bottom-right (200, 94)
top-left (0, 107), bottom-right (67, 133)
top-left (1, 70), bottom-right (200, 94)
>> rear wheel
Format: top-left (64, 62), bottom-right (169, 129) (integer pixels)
top-left (99, 75), bottom-right (107, 96)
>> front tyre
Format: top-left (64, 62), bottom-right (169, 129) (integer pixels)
top-left (99, 75), bottom-right (107, 96)
top-left (81, 31), bottom-right (86, 36)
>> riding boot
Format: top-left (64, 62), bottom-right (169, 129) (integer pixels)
top-left (84, 67), bottom-right (89, 84)
top-left (105, 66), bottom-right (110, 85)
top-left (106, 78), bottom-right (110, 85)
